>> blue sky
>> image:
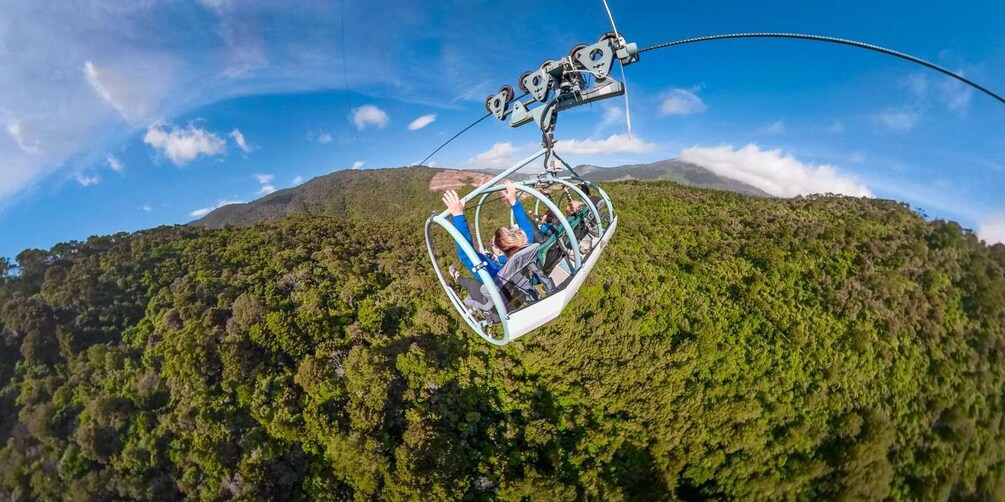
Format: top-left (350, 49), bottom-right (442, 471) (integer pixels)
top-left (1, 0), bottom-right (1004, 259)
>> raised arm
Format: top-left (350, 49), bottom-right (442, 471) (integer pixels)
top-left (501, 181), bottom-right (538, 241)
top-left (443, 190), bottom-right (496, 276)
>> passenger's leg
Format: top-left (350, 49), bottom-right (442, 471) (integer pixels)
top-left (457, 277), bottom-right (489, 304)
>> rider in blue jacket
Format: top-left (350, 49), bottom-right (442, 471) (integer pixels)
top-left (442, 181), bottom-right (537, 280)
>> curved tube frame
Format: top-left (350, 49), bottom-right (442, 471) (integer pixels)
top-left (472, 183), bottom-right (583, 271)
top-left (474, 178), bottom-right (605, 258)
top-left (425, 148), bottom-right (617, 345)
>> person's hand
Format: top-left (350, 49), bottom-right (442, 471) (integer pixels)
top-left (442, 190), bottom-right (465, 216)
top-left (502, 181), bottom-right (518, 206)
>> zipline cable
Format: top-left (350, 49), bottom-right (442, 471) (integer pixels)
top-left (418, 92), bottom-right (529, 167)
top-left (639, 32), bottom-right (1005, 105)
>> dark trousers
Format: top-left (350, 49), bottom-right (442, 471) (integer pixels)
top-left (458, 277), bottom-right (488, 304)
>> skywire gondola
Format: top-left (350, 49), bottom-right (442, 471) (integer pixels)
top-left (423, 32), bottom-right (638, 345)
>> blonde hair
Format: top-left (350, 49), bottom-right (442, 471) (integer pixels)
top-left (493, 225), bottom-right (528, 257)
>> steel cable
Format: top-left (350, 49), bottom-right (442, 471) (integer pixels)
top-left (639, 32), bottom-right (1005, 105)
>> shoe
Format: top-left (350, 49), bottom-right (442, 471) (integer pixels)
top-left (448, 264), bottom-right (460, 283)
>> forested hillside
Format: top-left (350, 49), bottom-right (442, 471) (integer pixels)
top-left (2, 171), bottom-right (1005, 500)
top-left (194, 163), bottom-right (767, 229)
top-left (195, 167), bottom-right (443, 228)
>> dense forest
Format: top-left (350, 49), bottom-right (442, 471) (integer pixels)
top-left (1, 169), bottom-right (1004, 500)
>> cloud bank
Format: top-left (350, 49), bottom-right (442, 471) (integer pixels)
top-left (467, 143), bottom-right (521, 170)
top-left (679, 144), bottom-right (872, 198)
top-left (555, 134), bottom-right (656, 155)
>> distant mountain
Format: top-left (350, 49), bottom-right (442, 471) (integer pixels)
top-left (194, 167), bottom-right (444, 229)
top-left (193, 160), bottom-right (766, 228)
top-left (574, 159), bottom-right (771, 197)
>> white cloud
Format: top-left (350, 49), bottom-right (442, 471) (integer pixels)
top-left (352, 105), bottom-right (389, 130)
top-left (466, 134), bottom-right (656, 170)
top-left (75, 174), bottom-right (100, 187)
top-left (197, 0), bottom-right (229, 10)
top-left (351, 161), bottom-right (365, 170)
top-left (0, 2), bottom-right (592, 207)
top-left (143, 122), bottom-right (227, 165)
top-left (679, 144), bottom-right (872, 198)
top-left (189, 199), bottom-right (244, 217)
top-left (317, 132), bottom-right (333, 144)
top-left (594, 105), bottom-right (626, 135)
top-left (555, 134), bottom-right (656, 155)
top-left (408, 114), bottom-right (436, 131)
top-left (106, 154), bottom-right (124, 172)
top-left (6, 121), bottom-right (41, 155)
top-left (83, 61), bottom-right (154, 124)
top-left (876, 109), bottom-right (919, 132)
top-left (230, 128), bottom-right (254, 153)
top-left (141, 204), bottom-right (152, 212)
top-left (978, 213), bottom-right (1005, 245)
top-left (902, 73), bottom-right (930, 97)
top-left (292, 176), bottom-right (304, 185)
top-left (660, 88), bottom-right (707, 116)
top-left (467, 142), bottom-right (522, 170)
top-left (764, 121), bottom-right (785, 135)
top-left (903, 72), bottom-right (973, 113)
top-left (601, 105), bottom-right (624, 126)
top-left (938, 78), bottom-right (973, 113)
top-left (254, 173), bottom-right (275, 194)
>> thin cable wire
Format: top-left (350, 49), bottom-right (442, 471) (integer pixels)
top-left (619, 62), bottom-right (632, 138)
top-left (640, 32), bottom-right (1005, 105)
top-left (418, 92), bottom-right (529, 166)
top-left (601, 0), bottom-right (620, 39)
top-left (599, 0), bottom-right (632, 138)
top-left (339, 1), bottom-right (357, 140)
top-left (418, 112), bottom-right (491, 167)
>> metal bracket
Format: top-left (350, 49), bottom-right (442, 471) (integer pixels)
top-left (486, 32), bottom-right (639, 142)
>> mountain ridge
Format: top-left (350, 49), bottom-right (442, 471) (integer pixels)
top-left (194, 159), bottom-right (768, 228)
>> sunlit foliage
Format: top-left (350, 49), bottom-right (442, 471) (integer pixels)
top-left (1, 173), bottom-right (1003, 500)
